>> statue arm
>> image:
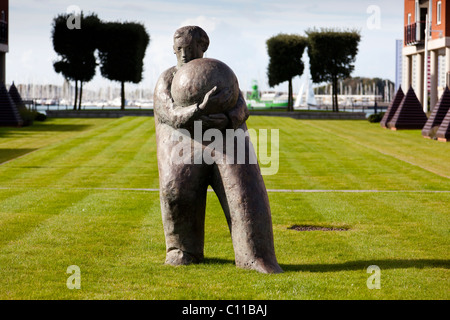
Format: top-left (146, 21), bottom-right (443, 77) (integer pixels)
top-left (153, 68), bottom-right (203, 129)
top-left (225, 90), bottom-right (250, 129)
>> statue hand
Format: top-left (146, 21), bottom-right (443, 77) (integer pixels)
top-left (198, 86), bottom-right (233, 113)
top-left (198, 86), bottom-right (217, 111)
top-left (200, 113), bottom-right (229, 130)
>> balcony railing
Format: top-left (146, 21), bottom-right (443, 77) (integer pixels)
top-left (405, 21), bottom-right (425, 46)
top-left (0, 21), bottom-right (7, 44)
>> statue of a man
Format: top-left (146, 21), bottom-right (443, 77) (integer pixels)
top-left (153, 25), bottom-right (282, 273)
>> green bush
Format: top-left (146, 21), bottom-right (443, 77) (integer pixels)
top-left (368, 112), bottom-right (385, 123)
top-left (35, 112), bottom-right (47, 122)
top-left (18, 109), bottom-right (47, 126)
top-left (19, 108), bottom-right (36, 126)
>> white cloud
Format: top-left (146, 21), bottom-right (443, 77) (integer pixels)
top-left (180, 15), bottom-right (219, 33)
top-left (20, 50), bottom-right (33, 69)
top-left (6, 0), bottom-right (404, 93)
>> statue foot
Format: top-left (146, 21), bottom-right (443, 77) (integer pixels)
top-left (236, 257), bottom-right (283, 274)
top-left (165, 249), bottom-right (203, 266)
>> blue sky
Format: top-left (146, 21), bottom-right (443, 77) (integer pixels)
top-left (6, 0), bottom-right (403, 93)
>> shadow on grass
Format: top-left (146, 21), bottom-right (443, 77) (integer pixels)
top-left (280, 259), bottom-right (450, 273)
top-left (203, 257), bottom-right (235, 266)
top-left (30, 123), bottom-right (94, 132)
top-left (201, 258), bottom-right (450, 272)
top-left (0, 124), bottom-right (94, 138)
top-left (0, 148), bottom-right (38, 164)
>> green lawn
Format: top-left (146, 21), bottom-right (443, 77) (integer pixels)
top-left (0, 116), bottom-right (448, 299)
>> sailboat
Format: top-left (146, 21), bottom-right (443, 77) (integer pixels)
top-left (294, 79), bottom-right (317, 109)
top-left (294, 50), bottom-right (317, 109)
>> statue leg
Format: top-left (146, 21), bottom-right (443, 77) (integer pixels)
top-left (211, 125), bottom-right (283, 274)
top-left (212, 163), bottom-right (282, 273)
top-left (159, 161), bottom-right (210, 266)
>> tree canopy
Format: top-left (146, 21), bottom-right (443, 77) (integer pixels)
top-left (306, 28), bottom-right (361, 112)
top-left (97, 22), bottom-right (150, 109)
top-left (52, 13), bottom-right (100, 110)
top-left (52, 14), bottom-right (150, 110)
top-left (266, 34), bottom-right (307, 111)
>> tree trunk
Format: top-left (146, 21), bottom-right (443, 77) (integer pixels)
top-left (331, 78), bottom-right (335, 112)
top-left (332, 76), bottom-right (339, 112)
top-left (287, 78), bottom-right (293, 112)
top-left (121, 81), bottom-right (125, 110)
top-left (78, 81), bottom-right (83, 110)
top-left (73, 80), bottom-right (78, 110)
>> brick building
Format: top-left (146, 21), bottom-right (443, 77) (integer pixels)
top-left (403, 0), bottom-right (450, 111)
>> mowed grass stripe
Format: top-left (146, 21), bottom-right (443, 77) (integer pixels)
top-left (0, 118), bottom-right (121, 185)
top-left (0, 118), bottom-right (112, 153)
top-left (270, 192), bottom-right (449, 279)
top-left (97, 118), bottom-right (159, 189)
top-left (0, 190), bottom-right (159, 299)
top-left (250, 117), bottom-right (349, 190)
top-left (50, 117), bottom-right (155, 188)
top-left (0, 117), bottom-right (153, 188)
top-left (0, 118), bottom-right (155, 245)
top-left (0, 189), bottom-right (447, 298)
top-left (83, 197), bottom-right (166, 299)
top-left (0, 117), bottom-right (448, 299)
top-left (0, 189), bottom-right (92, 247)
top-left (0, 118), bottom-right (118, 167)
top-left (293, 192), bottom-right (449, 258)
top-left (302, 120), bottom-right (450, 179)
top-left (246, 117), bottom-right (450, 191)
top-left (3, 116), bottom-right (447, 191)
top-left (286, 119), bottom-right (450, 190)
top-left (269, 192), bottom-right (359, 267)
top-left (17, 117), bottom-right (145, 187)
top-left (249, 117), bottom-right (338, 189)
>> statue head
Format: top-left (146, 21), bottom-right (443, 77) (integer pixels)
top-left (173, 26), bottom-right (210, 68)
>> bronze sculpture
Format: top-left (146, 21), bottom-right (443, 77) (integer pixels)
top-left (153, 25), bottom-right (282, 273)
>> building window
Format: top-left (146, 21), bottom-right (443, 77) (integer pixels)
top-left (408, 13), bottom-right (411, 25)
top-left (437, 1), bottom-right (442, 25)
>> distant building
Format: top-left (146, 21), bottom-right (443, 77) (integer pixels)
top-left (403, 0), bottom-right (450, 111)
top-left (0, 0), bottom-right (8, 84)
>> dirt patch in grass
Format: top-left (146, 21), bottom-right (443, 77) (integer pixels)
top-left (288, 224), bottom-right (350, 232)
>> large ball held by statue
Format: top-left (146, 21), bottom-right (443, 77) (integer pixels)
top-left (171, 58), bottom-right (240, 114)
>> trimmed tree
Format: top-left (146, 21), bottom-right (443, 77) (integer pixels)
top-left (52, 13), bottom-right (100, 110)
top-left (266, 34), bottom-right (307, 112)
top-left (306, 28), bottom-right (361, 112)
top-left (97, 22), bottom-right (150, 109)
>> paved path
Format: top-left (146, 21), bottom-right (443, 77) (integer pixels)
top-left (1, 186), bottom-right (449, 193)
